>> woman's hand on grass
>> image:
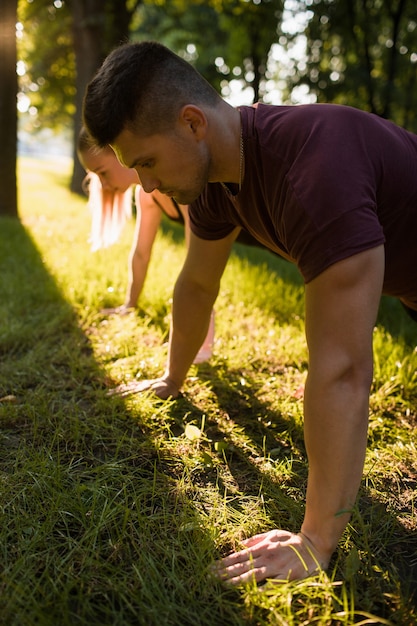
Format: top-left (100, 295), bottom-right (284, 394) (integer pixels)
top-left (213, 529), bottom-right (330, 585)
top-left (107, 377), bottom-right (180, 399)
top-left (100, 304), bottom-right (135, 316)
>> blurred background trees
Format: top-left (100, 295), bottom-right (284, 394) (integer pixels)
top-left (284, 0), bottom-right (417, 131)
top-left (4, 0), bottom-right (417, 214)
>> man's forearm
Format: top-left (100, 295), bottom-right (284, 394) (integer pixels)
top-left (164, 276), bottom-right (218, 389)
top-left (301, 374), bottom-right (370, 557)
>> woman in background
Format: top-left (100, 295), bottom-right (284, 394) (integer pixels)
top-left (78, 127), bottom-right (214, 363)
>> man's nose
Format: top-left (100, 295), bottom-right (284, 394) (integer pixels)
top-left (138, 171), bottom-right (158, 193)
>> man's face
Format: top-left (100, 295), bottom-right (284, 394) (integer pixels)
top-left (112, 125), bottom-right (210, 205)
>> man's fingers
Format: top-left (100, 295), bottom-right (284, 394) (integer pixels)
top-left (241, 529), bottom-right (292, 548)
top-left (215, 553), bottom-right (264, 583)
top-left (219, 564), bottom-right (267, 585)
top-left (213, 529), bottom-right (328, 586)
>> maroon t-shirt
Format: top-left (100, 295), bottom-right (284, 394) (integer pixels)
top-left (189, 103), bottom-right (417, 309)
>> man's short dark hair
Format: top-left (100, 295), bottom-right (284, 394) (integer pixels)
top-left (83, 41), bottom-right (220, 147)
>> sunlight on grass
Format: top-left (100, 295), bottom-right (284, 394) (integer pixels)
top-left (0, 157), bottom-right (415, 624)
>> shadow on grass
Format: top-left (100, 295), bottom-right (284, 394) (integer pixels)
top-left (0, 217), bottom-right (249, 626)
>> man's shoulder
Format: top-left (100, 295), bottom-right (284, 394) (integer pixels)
top-left (244, 101), bottom-right (378, 124)
top-left (240, 102), bottom-right (351, 138)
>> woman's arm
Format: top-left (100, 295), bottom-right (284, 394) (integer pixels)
top-left (121, 186), bottom-right (162, 310)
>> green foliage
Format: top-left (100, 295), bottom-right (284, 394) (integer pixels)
top-left (18, 0), bottom-right (75, 131)
top-left (217, 0), bottom-right (284, 101)
top-left (285, 0), bottom-right (417, 131)
top-left (133, 0), bottom-right (284, 101)
top-left (133, 0), bottom-right (230, 93)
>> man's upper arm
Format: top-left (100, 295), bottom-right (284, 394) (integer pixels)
top-left (305, 245), bottom-right (385, 376)
top-left (180, 228), bottom-right (240, 292)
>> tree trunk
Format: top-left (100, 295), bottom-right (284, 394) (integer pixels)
top-left (0, 0), bottom-right (18, 217)
top-left (69, 0), bottom-right (106, 195)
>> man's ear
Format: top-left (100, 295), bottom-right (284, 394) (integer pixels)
top-left (178, 105), bottom-right (207, 139)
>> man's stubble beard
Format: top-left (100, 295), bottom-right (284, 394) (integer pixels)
top-left (172, 154), bottom-right (211, 205)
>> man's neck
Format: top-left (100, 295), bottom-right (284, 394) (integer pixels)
top-left (207, 104), bottom-right (242, 185)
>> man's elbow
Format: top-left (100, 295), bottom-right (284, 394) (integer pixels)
top-left (174, 272), bottom-right (220, 304)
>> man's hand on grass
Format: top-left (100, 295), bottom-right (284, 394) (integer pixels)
top-left (107, 377), bottom-right (180, 399)
top-left (213, 529), bottom-right (330, 585)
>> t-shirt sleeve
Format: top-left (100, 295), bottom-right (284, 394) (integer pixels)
top-left (284, 201), bottom-right (385, 283)
top-left (276, 109), bottom-right (387, 282)
top-left (188, 185), bottom-right (238, 240)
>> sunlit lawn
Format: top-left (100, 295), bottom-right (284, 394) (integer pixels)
top-left (0, 157), bottom-right (415, 625)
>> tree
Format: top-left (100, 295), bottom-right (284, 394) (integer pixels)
top-left (0, 0), bottom-right (18, 218)
top-left (284, 0), bottom-right (417, 131)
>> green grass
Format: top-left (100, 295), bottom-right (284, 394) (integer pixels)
top-left (0, 156), bottom-right (415, 625)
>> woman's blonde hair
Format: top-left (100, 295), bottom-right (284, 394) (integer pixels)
top-left (78, 127), bottom-right (133, 251)
top-left (84, 171), bottom-right (133, 251)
